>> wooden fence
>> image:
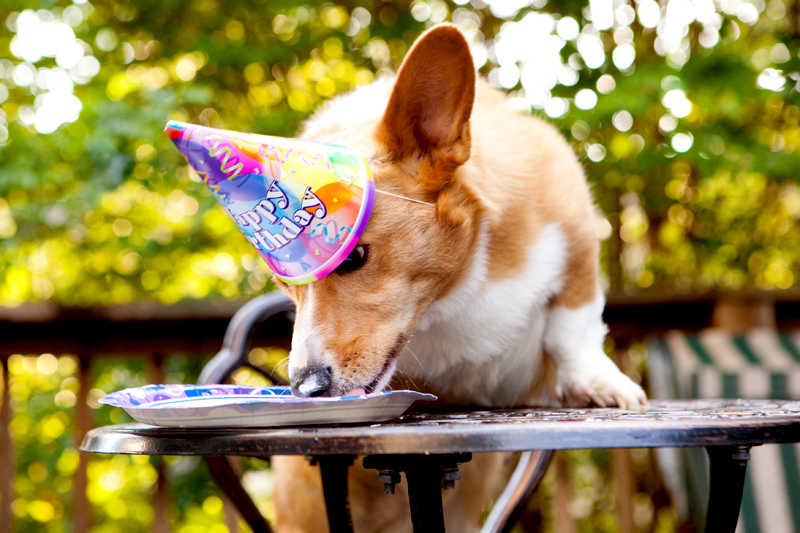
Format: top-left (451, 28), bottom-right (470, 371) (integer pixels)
top-left (0, 299), bottom-right (293, 532)
top-left (2, 289), bottom-right (800, 532)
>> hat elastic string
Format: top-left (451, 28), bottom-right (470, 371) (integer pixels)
top-left (375, 189), bottom-right (435, 207)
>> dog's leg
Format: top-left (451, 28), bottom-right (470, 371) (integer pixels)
top-left (272, 455), bottom-right (414, 533)
top-left (544, 294), bottom-right (645, 409)
top-left (272, 456), bottom-right (331, 533)
top-left (272, 453), bottom-right (508, 533)
top-left (543, 235), bottom-right (646, 409)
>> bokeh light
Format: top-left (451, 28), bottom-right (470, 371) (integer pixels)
top-left (8, 8), bottom-right (99, 134)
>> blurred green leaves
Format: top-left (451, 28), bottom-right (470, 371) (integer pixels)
top-left (2, 0), bottom-right (799, 304)
top-left (0, 0), bottom-right (423, 306)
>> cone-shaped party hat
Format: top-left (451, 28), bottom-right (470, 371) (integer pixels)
top-left (165, 120), bottom-right (375, 285)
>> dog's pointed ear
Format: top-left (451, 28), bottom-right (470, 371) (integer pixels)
top-left (378, 25), bottom-right (476, 176)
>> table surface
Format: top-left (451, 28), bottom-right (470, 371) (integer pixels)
top-left (81, 399), bottom-right (800, 457)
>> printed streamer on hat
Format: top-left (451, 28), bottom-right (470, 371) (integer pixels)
top-left (165, 120), bottom-right (375, 285)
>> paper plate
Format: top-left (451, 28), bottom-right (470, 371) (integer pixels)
top-left (165, 121), bottom-right (375, 285)
top-left (99, 385), bottom-right (436, 428)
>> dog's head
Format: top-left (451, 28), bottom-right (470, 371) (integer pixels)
top-left (278, 25), bottom-right (486, 397)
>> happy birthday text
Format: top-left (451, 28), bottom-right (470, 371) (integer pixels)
top-left (233, 182), bottom-right (327, 251)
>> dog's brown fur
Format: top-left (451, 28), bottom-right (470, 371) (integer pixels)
top-left (272, 24), bottom-right (645, 532)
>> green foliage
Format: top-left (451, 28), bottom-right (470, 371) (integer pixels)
top-left (1, 0), bottom-right (409, 305)
top-left (7, 354), bottom-right (77, 532)
top-left (571, 14), bottom-right (800, 292)
top-left (8, 354), bottom-right (236, 532)
top-left (1, 0), bottom-right (799, 302)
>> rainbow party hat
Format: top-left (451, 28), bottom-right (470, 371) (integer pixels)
top-left (165, 121), bottom-right (375, 285)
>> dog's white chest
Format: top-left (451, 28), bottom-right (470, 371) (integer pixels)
top-left (399, 223), bottom-right (568, 405)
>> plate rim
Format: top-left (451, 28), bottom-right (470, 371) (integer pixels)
top-left (99, 384), bottom-right (437, 410)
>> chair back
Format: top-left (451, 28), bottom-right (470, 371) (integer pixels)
top-left (650, 329), bottom-right (800, 533)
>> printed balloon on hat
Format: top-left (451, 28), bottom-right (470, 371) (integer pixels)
top-left (165, 121), bottom-right (375, 285)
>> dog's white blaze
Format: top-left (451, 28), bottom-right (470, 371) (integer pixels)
top-left (401, 223), bottom-right (568, 405)
top-left (288, 284), bottom-right (315, 380)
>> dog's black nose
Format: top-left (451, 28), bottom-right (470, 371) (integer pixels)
top-left (292, 366), bottom-right (332, 397)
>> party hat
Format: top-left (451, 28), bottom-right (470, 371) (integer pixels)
top-left (165, 120), bottom-right (375, 285)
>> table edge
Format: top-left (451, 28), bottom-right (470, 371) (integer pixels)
top-left (81, 417), bottom-right (800, 456)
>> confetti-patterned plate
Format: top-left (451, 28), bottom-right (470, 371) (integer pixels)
top-left (99, 385), bottom-right (436, 428)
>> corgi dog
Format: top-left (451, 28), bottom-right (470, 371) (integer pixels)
top-left (271, 24), bottom-right (646, 533)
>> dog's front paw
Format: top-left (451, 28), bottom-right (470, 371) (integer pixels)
top-left (556, 355), bottom-right (647, 410)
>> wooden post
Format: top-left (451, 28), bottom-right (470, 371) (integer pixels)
top-left (153, 458), bottom-right (170, 533)
top-left (222, 456), bottom-right (243, 533)
top-left (74, 356), bottom-right (92, 533)
top-left (1, 357), bottom-right (15, 533)
top-left (612, 348), bottom-right (636, 533)
top-left (149, 355), bottom-right (171, 533)
top-left (614, 449), bottom-right (635, 533)
top-left (608, 212), bottom-right (622, 294)
top-left (223, 493), bottom-right (240, 533)
top-left (554, 451), bottom-right (575, 533)
top-left (711, 298), bottom-right (776, 331)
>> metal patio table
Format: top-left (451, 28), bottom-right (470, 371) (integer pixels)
top-left (82, 399), bottom-right (800, 533)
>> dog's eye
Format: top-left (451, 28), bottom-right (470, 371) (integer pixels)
top-left (336, 245), bottom-right (368, 274)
